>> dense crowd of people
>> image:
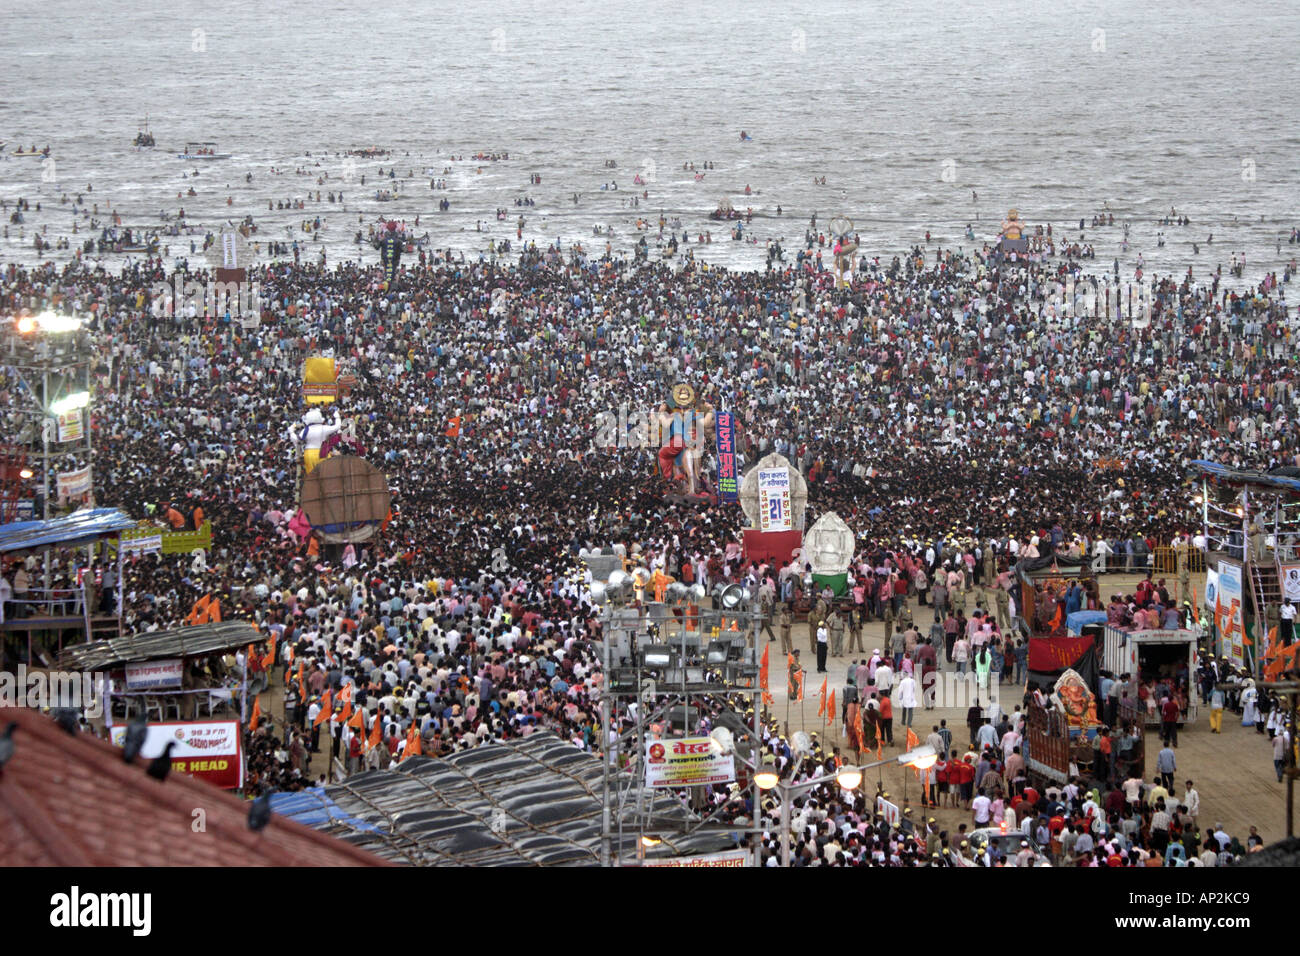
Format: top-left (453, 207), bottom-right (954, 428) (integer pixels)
top-left (1, 229), bottom-right (1296, 856)
top-left (720, 649), bottom-right (1288, 866)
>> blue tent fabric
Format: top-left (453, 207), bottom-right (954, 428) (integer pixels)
top-left (1066, 610), bottom-right (1108, 635)
top-left (269, 788), bottom-right (383, 833)
top-left (0, 508), bottom-right (137, 554)
top-left (1193, 460), bottom-right (1300, 494)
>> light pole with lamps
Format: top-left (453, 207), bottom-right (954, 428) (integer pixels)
top-left (753, 744), bottom-right (937, 867)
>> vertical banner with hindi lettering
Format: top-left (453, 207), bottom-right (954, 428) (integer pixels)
top-left (715, 410), bottom-right (738, 503)
top-left (758, 467), bottom-right (792, 532)
top-left (57, 410), bottom-right (84, 443)
top-left (1216, 561), bottom-right (1244, 667)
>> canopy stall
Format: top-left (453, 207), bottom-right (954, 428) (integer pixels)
top-left (57, 620), bottom-right (262, 724)
top-left (0, 508), bottom-right (138, 667)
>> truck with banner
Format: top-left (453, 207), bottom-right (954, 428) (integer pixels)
top-left (1102, 625), bottom-right (1202, 724)
top-left (109, 520), bottom-right (211, 556)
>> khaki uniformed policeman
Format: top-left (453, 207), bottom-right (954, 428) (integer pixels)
top-left (779, 603), bottom-right (793, 655)
top-left (995, 585), bottom-right (1011, 631)
top-left (760, 591), bottom-right (777, 643)
top-left (829, 610), bottom-right (845, 657)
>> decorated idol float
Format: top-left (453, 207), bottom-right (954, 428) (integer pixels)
top-left (285, 356), bottom-right (391, 556)
top-left (738, 453), bottom-right (809, 569)
top-left (657, 383), bottom-right (718, 505)
top-left (994, 208), bottom-right (1030, 261)
top-left (802, 511), bottom-right (857, 596)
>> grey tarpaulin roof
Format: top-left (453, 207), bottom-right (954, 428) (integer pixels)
top-left (56, 620), bottom-right (261, 670)
top-left (269, 731), bottom-right (740, 866)
top-left (0, 508), bottom-right (137, 555)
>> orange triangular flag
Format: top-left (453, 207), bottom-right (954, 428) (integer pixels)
top-left (817, 678), bottom-right (828, 717)
top-left (446, 415), bottom-right (462, 438)
top-left (826, 689), bottom-right (836, 728)
top-left (367, 712), bottom-right (383, 751)
top-left (262, 635), bottom-right (277, 673)
top-left (339, 683), bottom-right (354, 705)
top-left (906, 725), bottom-right (920, 752)
top-left (795, 669), bottom-right (805, 703)
top-left (185, 593), bottom-right (211, 626)
top-left (248, 695), bottom-right (261, 732)
top-left (876, 739), bottom-right (883, 760)
top-left (339, 699), bottom-right (353, 724)
top-left (296, 661), bottom-right (306, 701)
top-left (403, 724), bottom-right (423, 760)
top-left (313, 689), bottom-right (332, 727)
top-left (348, 707), bottom-right (365, 730)
top-left (207, 599), bottom-right (222, 623)
top-left (759, 645), bottom-right (770, 692)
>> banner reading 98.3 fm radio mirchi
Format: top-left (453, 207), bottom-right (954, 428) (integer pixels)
top-left (645, 737), bottom-right (735, 788)
top-left (110, 720), bottom-right (243, 790)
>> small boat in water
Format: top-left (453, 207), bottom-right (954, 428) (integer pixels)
top-left (178, 141), bottom-right (231, 160)
top-left (133, 117), bottom-right (156, 149)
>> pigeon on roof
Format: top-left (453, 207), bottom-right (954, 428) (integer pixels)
top-left (123, 714), bottom-right (148, 763)
top-left (147, 741), bottom-right (176, 781)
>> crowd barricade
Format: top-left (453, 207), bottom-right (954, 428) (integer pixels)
top-left (1152, 546), bottom-right (1206, 576)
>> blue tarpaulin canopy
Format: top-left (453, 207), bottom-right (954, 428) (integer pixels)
top-left (0, 508), bottom-right (137, 555)
top-left (1192, 460), bottom-right (1300, 495)
top-left (1066, 610), bottom-right (1108, 635)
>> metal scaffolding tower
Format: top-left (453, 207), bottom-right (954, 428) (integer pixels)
top-left (1, 314), bottom-right (96, 578)
top-left (591, 565), bottom-right (766, 867)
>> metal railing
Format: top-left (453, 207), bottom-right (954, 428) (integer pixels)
top-left (0, 582), bottom-right (89, 623)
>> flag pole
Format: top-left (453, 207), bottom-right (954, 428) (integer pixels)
top-left (799, 669), bottom-right (806, 738)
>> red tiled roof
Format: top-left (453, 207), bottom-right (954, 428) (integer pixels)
top-left (0, 708), bottom-right (388, 867)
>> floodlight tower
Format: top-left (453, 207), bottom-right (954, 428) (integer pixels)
top-left (588, 554), bottom-right (766, 867)
top-left (2, 311), bottom-right (96, 582)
